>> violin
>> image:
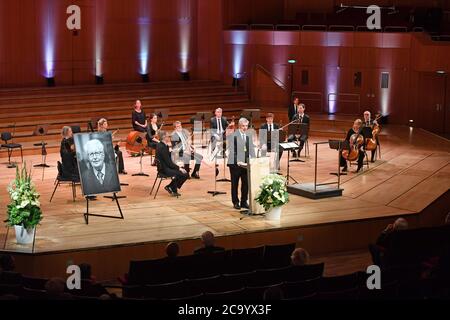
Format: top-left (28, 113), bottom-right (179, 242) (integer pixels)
top-left (366, 114), bottom-right (382, 151)
top-left (152, 121), bottom-right (165, 141)
top-left (342, 131), bottom-right (364, 161)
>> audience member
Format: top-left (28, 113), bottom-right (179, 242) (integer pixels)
top-left (376, 217), bottom-right (409, 247)
top-left (445, 212), bottom-right (450, 225)
top-left (291, 248), bottom-right (310, 266)
top-left (263, 286), bottom-right (284, 300)
top-left (166, 242), bottom-right (180, 258)
top-left (44, 278), bottom-right (73, 300)
top-left (0, 254), bottom-right (15, 271)
top-left (194, 231), bottom-right (225, 255)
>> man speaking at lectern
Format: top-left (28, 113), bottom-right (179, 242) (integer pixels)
top-left (227, 118), bottom-right (256, 210)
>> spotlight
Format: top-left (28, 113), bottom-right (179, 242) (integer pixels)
top-left (46, 77), bottom-right (55, 87)
top-left (95, 75), bottom-right (104, 85)
top-left (288, 59), bottom-right (297, 64)
top-left (436, 70), bottom-right (446, 75)
top-left (141, 73), bottom-right (149, 83)
top-left (181, 71), bottom-right (190, 81)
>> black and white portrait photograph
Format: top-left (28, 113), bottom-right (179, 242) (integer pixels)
top-left (74, 132), bottom-right (121, 196)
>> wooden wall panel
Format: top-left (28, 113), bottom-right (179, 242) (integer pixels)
top-left (0, 0), bottom-right (214, 87)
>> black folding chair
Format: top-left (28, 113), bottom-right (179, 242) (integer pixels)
top-left (1, 132), bottom-right (23, 167)
top-left (149, 159), bottom-right (171, 199)
top-left (49, 161), bottom-right (80, 202)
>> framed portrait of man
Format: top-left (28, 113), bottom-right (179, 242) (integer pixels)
top-left (74, 132), bottom-right (121, 196)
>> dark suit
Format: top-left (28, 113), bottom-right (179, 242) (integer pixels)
top-left (171, 129), bottom-right (203, 174)
top-left (288, 113), bottom-right (310, 154)
top-left (156, 142), bottom-right (188, 192)
top-left (210, 117), bottom-right (228, 152)
top-left (227, 130), bottom-right (256, 206)
top-left (80, 161), bottom-right (120, 196)
top-left (210, 117), bottom-right (228, 136)
top-left (288, 103), bottom-right (300, 122)
top-left (260, 123), bottom-right (283, 161)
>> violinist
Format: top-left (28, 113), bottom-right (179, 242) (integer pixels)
top-left (210, 108), bottom-right (228, 139)
top-left (146, 113), bottom-right (162, 149)
top-left (171, 121), bottom-right (203, 179)
top-left (363, 111), bottom-right (379, 163)
top-left (260, 113), bottom-right (284, 162)
top-left (340, 119), bottom-right (365, 173)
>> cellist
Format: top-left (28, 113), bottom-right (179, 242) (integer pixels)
top-left (363, 111), bottom-right (379, 163)
top-left (340, 119), bottom-right (365, 173)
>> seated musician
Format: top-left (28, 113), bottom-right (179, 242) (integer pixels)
top-left (97, 118), bottom-right (127, 175)
top-left (156, 131), bottom-right (189, 197)
top-left (288, 103), bottom-right (310, 157)
top-left (171, 121), bottom-right (203, 179)
top-left (340, 119), bottom-right (365, 173)
top-left (60, 126), bottom-right (79, 179)
top-left (363, 110), bottom-right (379, 163)
top-left (146, 113), bottom-right (161, 150)
top-left (260, 113), bottom-right (284, 163)
top-left (131, 100), bottom-right (148, 133)
top-left (210, 107), bottom-right (233, 150)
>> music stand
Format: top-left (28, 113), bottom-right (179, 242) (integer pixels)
top-left (241, 109), bottom-right (260, 129)
top-left (154, 108), bottom-right (170, 122)
top-left (33, 125), bottom-right (50, 168)
top-left (71, 125), bottom-right (81, 134)
top-left (193, 111), bottom-right (211, 149)
top-left (132, 148), bottom-right (149, 177)
top-left (207, 144), bottom-right (226, 196)
top-left (280, 141), bottom-right (300, 184)
top-left (329, 139), bottom-right (348, 176)
top-left (288, 122), bottom-right (309, 163)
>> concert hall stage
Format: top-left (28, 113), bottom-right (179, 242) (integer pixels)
top-left (1, 123), bottom-right (449, 280)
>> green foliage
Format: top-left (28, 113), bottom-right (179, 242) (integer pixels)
top-left (255, 174), bottom-right (289, 211)
top-left (5, 164), bottom-right (42, 229)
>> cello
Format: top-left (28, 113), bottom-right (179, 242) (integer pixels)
top-left (342, 132), bottom-right (364, 161)
top-left (125, 131), bottom-right (149, 155)
top-left (365, 114), bottom-right (382, 151)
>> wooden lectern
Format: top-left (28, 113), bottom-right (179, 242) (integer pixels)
top-left (247, 156), bottom-right (271, 215)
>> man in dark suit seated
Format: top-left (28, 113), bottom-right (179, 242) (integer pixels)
top-left (260, 113), bottom-right (284, 168)
top-left (194, 231), bottom-right (225, 255)
top-left (288, 103), bottom-right (310, 158)
top-left (227, 118), bottom-right (256, 210)
top-left (156, 131), bottom-right (189, 197)
top-left (80, 139), bottom-right (120, 196)
top-left (171, 121), bottom-right (203, 179)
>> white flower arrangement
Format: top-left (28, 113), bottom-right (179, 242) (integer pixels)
top-left (255, 174), bottom-right (289, 211)
top-left (5, 164), bottom-right (43, 229)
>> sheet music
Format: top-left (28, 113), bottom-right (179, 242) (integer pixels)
top-left (280, 142), bottom-right (299, 149)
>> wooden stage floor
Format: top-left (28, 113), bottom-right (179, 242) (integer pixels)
top-left (1, 125), bottom-right (449, 255)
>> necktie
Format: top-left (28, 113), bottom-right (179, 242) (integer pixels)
top-left (97, 171), bottom-right (104, 184)
top-left (218, 118), bottom-right (222, 134)
top-left (300, 115), bottom-right (303, 123)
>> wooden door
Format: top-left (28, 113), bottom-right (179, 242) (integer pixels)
top-left (418, 73), bottom-right (446, 134)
